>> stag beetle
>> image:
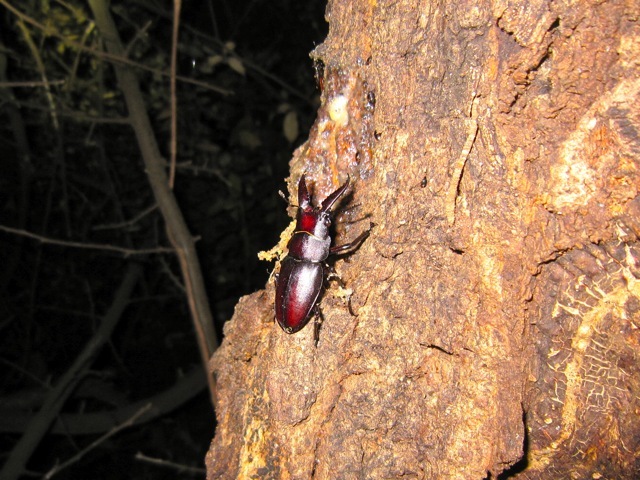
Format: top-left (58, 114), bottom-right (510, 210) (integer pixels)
top-left (275, 175), bottom-right (371, 335)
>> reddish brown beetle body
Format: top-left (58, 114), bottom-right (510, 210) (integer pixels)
top-left (274, 175), bottom-right (369, 334)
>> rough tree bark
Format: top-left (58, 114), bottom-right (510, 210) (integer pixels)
top-left (206, 0), bottom-right (640, 478)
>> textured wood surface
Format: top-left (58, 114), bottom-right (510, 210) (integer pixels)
top-left (207, 0), bottom-right (640, 478)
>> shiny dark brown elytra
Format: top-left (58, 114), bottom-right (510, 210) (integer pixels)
top-left (274, 175), bottom-right (371, 340)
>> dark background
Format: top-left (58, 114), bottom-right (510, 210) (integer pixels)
top-left (0, 0), bottom-right (326, 477)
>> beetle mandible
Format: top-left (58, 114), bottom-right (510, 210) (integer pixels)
top-left (275, 174), bottom-right (370, 335)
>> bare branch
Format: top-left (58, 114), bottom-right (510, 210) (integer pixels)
top-left (88, 0), bottom-right (218, 406)
top-left (43, 404), bottom-right (152, 480)
top-left (0, 0), bottom-right (232, 96)
top-left (0, 224), bottom-right (174, 256)
top-left (168, 0), bottom-right (182, 189)
top-left (0, 264), bottom-right (142, 480)
top-left (92, 204), bottom-right (158, 231)
top-left (0, 80), bottom-right (66, 88)
top-left (135, 452), bottom-right (206, 476)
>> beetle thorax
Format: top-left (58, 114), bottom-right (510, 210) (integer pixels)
top-left (287, 209), bottom-right (332, 263)
top-left (298, 209), bottom-right (331, 238)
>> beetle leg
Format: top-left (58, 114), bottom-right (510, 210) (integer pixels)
top-left (313, 306), bottom-right (324, 346)
top-left (329, 222), bottom-right (374, 255)
top-left (324, 264), bottom-right (358, 316)
top-left (324, 263), bottom-right (341, 284)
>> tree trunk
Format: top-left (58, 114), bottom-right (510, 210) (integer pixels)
top-left (206, 0), bottom-right (640, 478)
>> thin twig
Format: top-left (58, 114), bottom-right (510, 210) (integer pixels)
top-left (0, 0), bottom-right (231, 96)
top-left (66, 20), bottom-right (96, 92)
top-left (0, 80), bottom-right (66, 88)
top-left (1, 98), bottom-right (130, 123)
top-left (116, 0), bottom-right (310, 103)
top-left (0, 358), bottom-right (49, 389)
top-left (59, 111), bottom-right (131, 124)
top-left (0, 264), bottom-right (142, 480)
top-left (88, 0), bottom-right (218, 407)
top-left (124, 20), bottom-right (154, 57)
top-left (43, 404), bottom-right (152, 480)
top-left (135, 452), bottom-right (206, 475)
top-left (159, 256), bottom-right (186, 292)
top-left (0, 224), bottom-right (174, 256)
top-left (169, 0), bottom-right (182, 189)
top-left (92, 204), bottom-right (158, 231)
top-left (0, 367), bottom-right (207, 436)
top-left (15, 18), bottom-right (59, 130)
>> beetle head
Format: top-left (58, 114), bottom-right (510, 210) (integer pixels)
top-left (297, 174), bottom-right (350, 214)
top-left (295, 174), bottom-right (350, 237)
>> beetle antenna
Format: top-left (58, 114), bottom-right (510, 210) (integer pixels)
top-left (278, 190), bottom-right (299, 208)
top-left (340, 202), bottom-right (361, 213)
